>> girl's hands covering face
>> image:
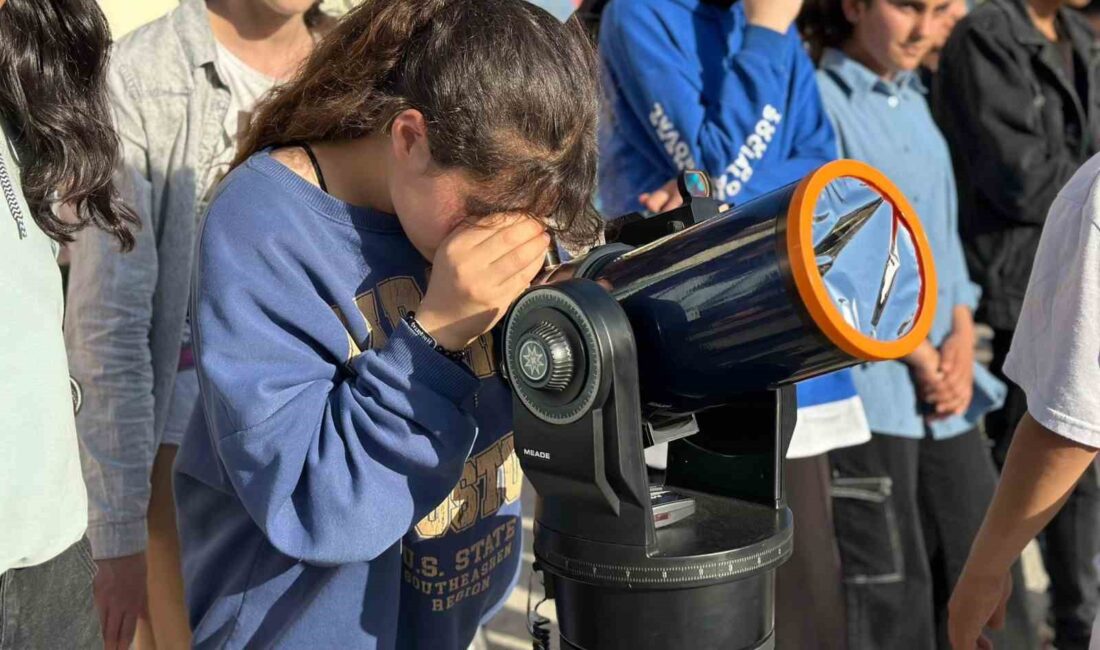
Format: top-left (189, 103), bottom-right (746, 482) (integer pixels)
top-left (416, 214), bottom-right (550, 351)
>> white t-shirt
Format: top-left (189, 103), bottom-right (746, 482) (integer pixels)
top-left (786, 396), bottom-right (871, 459)
top-left (198, 42), bottom-right (280, 211)
top-left (214, 42), bottom-right (279, 148)
top-left (1003, 152), bottom-right (1100, 649)
top-left (0, 121), bottom-right (87, 574)
top-left (1004, 154), bottom-right (1100, 450)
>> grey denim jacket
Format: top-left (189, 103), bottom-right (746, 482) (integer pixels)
top-left (64, 0), bottom-right (233, 559)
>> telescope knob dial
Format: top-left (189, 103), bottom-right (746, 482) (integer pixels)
top-left (516, 321), bottom-right (574, 392)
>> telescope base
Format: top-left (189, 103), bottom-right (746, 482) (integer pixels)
top-left (552, 571), bottom-right (776, 650)
top-left (535, 491), bottom-right (791, 650)
top-left (562, 631), bottom-right (776, 650)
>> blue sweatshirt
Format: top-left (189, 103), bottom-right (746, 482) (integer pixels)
top-left (597, 0), bottom-right (836, 216)
top-left (174, 152), bottom-right (522, 649)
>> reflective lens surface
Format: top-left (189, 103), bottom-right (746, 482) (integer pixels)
top-left (811, 177), bottom-right (922, 342)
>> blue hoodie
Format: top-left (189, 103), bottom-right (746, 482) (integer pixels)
top-left (597, 0), bottom-right (836, 216)
top-left (174, 152), bottom-right (522, 649)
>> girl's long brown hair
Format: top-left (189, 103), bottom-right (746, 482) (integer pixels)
top-left (0, 0), bottom-right (138, 248)
top-left (799, 0), bottom-right (862, 64)
top-left (235, 0), bottom-right (603, 249)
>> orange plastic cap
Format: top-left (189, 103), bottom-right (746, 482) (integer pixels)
top-left (785, 159), bottom-right (937, 362)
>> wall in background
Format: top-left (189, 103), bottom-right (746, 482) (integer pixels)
top-left (98, 1), bottom-right (360, 38)
top-left (99, 0), bottom-right (176, 38)
top-left (100, 1), bottom-right (577, 39)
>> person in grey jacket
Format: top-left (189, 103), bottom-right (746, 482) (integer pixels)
top-left (933, 1), bottom-right (1100, 648)
top-left (63, 1), bottom-right (331, 648)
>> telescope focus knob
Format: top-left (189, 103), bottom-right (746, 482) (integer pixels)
top-left (516, 321), bottom-right (574, 392)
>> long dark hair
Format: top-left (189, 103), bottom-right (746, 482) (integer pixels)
top-left (0, 0), bottom-right (137, 249)
top-left (799, 0), bottom-right (860, 64)
top-left (236, 0), bottom-right (603, 250)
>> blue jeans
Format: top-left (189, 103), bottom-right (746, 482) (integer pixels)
top-left (0, 537), bottom-right (100, 649)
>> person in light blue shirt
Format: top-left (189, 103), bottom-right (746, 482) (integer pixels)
top-left (800, 1), bottom-right (1034, 648)
top-left (817, 55), bottom-right (1000, 442)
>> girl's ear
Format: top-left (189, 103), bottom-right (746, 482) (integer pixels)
top-left (841, 0), bottom-right (863, 24)
top-left (390, 109), bottom-right (432, 174)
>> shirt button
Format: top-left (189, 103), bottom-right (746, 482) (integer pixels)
top-left (887, 96), bottom-right (900, 108)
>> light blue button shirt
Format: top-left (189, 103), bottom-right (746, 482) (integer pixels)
top-left (816, 48), bottom-right (1005, 440)
top-left (525, 0), bottom-right (575, 22)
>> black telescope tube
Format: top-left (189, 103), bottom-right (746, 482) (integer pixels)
top-left (594, 160), bottom-right (936, 415)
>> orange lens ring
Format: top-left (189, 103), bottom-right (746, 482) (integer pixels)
top-left (785, 160), bottom-right (937, 361)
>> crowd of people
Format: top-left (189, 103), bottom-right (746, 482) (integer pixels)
top-left (1, 0), bottom-right (1098, 649)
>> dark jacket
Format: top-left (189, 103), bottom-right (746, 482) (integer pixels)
top-left (933, 0), bottom-right (1100, 330)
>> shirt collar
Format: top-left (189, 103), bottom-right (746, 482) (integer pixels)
top-left (820, 47), bottom-right (926, 99)
top-left (1000, 0), bottom-right (1049, 48)
top-left (171, 0), bottom-right (219, 70)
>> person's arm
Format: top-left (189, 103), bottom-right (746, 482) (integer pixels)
top-left (950, 143), bottom-right (1100, 649)
top-left (744, 35), bottom-right (835, 193)
top-left (936, 25), bottom-right (1080, 224)
top-left (65, 61), bottom-right (157, 561)
top-left (193, 198), bottom-right (545, 565)
top-left (604, 1), bottom-right (807, 203)
top-left (63, 61), bottom-right (155, 650)
top-left (196, 223), bottom-right (476, 564)
top-left (948, 414), bottom-right (1098, 649)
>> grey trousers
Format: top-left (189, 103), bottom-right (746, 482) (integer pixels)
top-left (0, 537), bottom-right (100, 650)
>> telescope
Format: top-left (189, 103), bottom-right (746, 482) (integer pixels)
top-left (501, 160), bottom-right (937, 649)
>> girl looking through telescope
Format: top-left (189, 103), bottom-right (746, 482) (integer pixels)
top-left (172, 1), bottom-right (602, 648)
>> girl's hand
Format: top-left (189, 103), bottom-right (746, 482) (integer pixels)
top-left (936, 307), bottom-right (976, 416)
top-left (743, 0), bottom-right (803, 34)
top-left (906, 340), bottom-right (945, 400)
top-left (948, 567), bottom-right (1012, 650)
top-left (93, 553), bottom-right (148, 650)
top-left (417, 215), bottom-right (549, 351)
top-left (937, 332), bottom-right (975, 417)
top-left (639, 178), bottom-right (684, 214)
top-left (907, 339), bottom-right (970, 421)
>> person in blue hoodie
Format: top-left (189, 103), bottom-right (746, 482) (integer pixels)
top-left (173, 2), bottom-right (603, 648)
top-left (599, 3), bottom-right (867, 649)
top-left (598, 0), bottom-right (836, 215)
